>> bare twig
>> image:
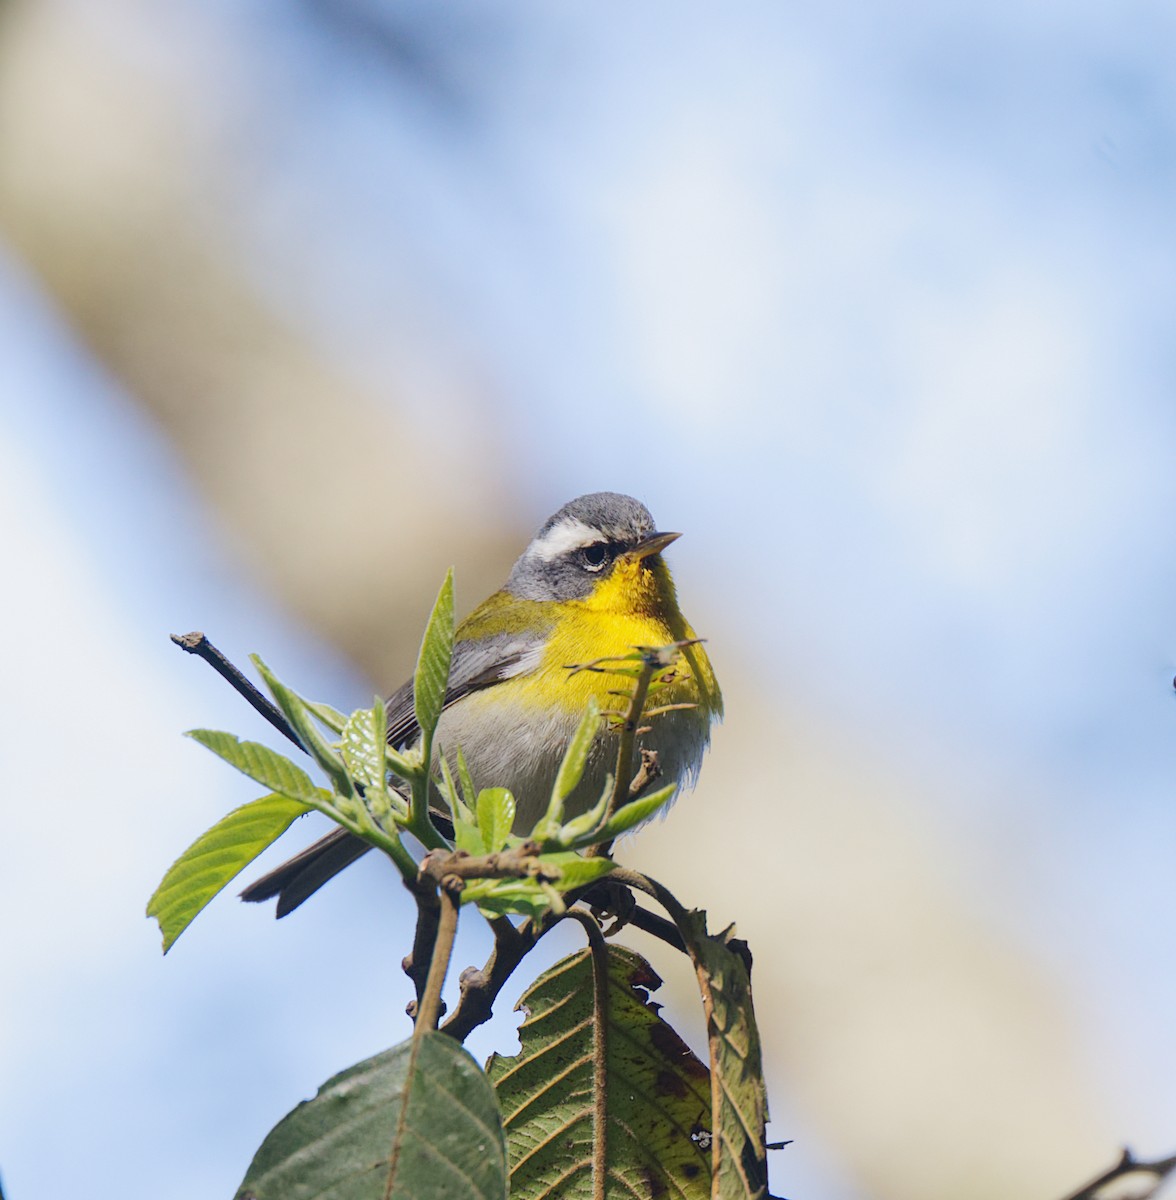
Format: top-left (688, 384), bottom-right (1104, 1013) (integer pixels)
top-left (401, 877), bottom-right (441, 1013)
top-left (419, 842), bottom-right (556, 889)
top-left (1059, 1147), bottom-right (1176, 1200)
top-left (628, 747), bottom-right (662, 799)
top-left (607, 660), bottom-right (657, 822)
top-left (170, 632), bottom-right (301, 748)
top-left (441, 916), bottom-right (544, 1042)
top-left (414, 885), bottom-right (460, 1032)
top-left (620, 900), bottom-right (685, 951)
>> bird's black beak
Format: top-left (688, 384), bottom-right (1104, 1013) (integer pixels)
top-left (628, 530), bottom-right (682, 561)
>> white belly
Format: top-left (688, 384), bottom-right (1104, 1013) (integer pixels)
top-left (433, 693), bottom-right (711, 832)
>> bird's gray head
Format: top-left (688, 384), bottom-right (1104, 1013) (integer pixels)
top-left (506, 492), bottom-right (679, 601)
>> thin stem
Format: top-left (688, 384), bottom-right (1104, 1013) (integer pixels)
top-left (609, 664), bottom-right (655, 822)
top-left (415, 886), bottom-right (459, 1032)
top-left (564, 910), bottom-right (610, 1200)
top-left (606, 866), bottom-right (693, 929)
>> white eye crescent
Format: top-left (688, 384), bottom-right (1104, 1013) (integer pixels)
top-left (580, 542), bottom-right (609, 570)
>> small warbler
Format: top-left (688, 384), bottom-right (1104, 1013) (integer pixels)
top-left (241, 492), bottom-right (722, 915)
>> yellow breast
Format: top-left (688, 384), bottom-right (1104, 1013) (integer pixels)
top-left (528, 555), bottom-right (721, 721)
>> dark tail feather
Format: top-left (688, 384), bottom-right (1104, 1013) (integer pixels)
top-left (240, 827), bottom-right (372, 917)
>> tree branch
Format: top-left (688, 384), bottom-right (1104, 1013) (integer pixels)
top-left (1058, 1147), bottom-right (1176, 1200)
top-left (413, 884), bottom-right (459, 1032)
top-left (170, 632), bottom-right (301, 748)
top-left (441, 915), bottom-right (543, 1043)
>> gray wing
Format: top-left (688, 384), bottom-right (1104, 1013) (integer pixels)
top-left (241, 631), bottom-right (543, 916)
top-left (385, 631), bottom-right (545, 749)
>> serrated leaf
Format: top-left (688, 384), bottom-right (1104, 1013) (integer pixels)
top-left (340, 700), bottom-right (386, 791)
top-left (476, 787), bottom-right (515, 854)
top-left (186, 730), bottom-right (323, 804)
top-left (252, 657), bottom-right (353, 796)
top-left (486, 945), bottom-right (711, 1199)
top-left (592, 783), bottom-right (677, 843)
top-left (237, 1032), bottom-right (507, 1200)
top-left (147, 793), bottom-right (309, 952)
top-left (676, 910), bottom-right (770, 1200)
top-left (414, 569), bottom-right (455, 748)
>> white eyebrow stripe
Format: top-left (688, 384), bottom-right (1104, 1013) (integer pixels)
top-left (529, 517), bottom-right (604, 561)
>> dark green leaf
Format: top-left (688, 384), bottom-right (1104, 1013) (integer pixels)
top-left (185, 730), bottom-right (322, 805)
top-left (147, 793), bottom-right (309, 952)
top-left (414, 569), bottom-right (455, 749)
top-left (486, 945), bottom-right (711, 1199)
top-left (677, 910), bottom-right (770, 1200)
top-left (237, 1033), bottom-right (507, 1200)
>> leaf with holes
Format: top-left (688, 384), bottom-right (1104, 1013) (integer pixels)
top-left (677, 910), bottom-right (770, 1200)
top-left (147, 793), bottom-right (310, 952)
top-left (485, 944), bottom-right (711, 1199)
top-left (237, 1033), bottom-right (507, 1200)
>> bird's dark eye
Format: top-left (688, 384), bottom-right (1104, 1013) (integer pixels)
top-left (579, 542), bottom-right (610, 571)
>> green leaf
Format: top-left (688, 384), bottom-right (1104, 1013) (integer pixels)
top-left (461, 852), bottom-right (614, 918)
top-left (252, 657), bottom-right (353, 797)
top-left (476, 787), bottom-right (516, 854)
top-left (533, 851), bottom-right (615, 891)
top-left (237, 1033), bottom-right (507, 1200)
top-left (340, 699), bottom-right (387, 792)
top-left (414, 569), bottom-right (455, 749)
top-left (676, 910), bottom-right (770, 1200)
top-left (185, 730), bottom-right (323, 805)
top-left (591, 783), bottom-right (677, 843)
top-left (486, 945), bottom-right (711, 1199)
top-left (147, 793), bottom-right (309, 953)
top-left (548, 778), bottom-right (613, 845)
top-left (467, 881), bottom-right (553, 921)
top-left (304, 699), bottom-right (348, 734)
top-left (546, 697), bottom-right (600, 820)
top-left (455, 745), bottom-right (477, 810)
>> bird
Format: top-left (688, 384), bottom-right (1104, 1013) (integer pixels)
top-left (240, 492), bottom-right (722, 916)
